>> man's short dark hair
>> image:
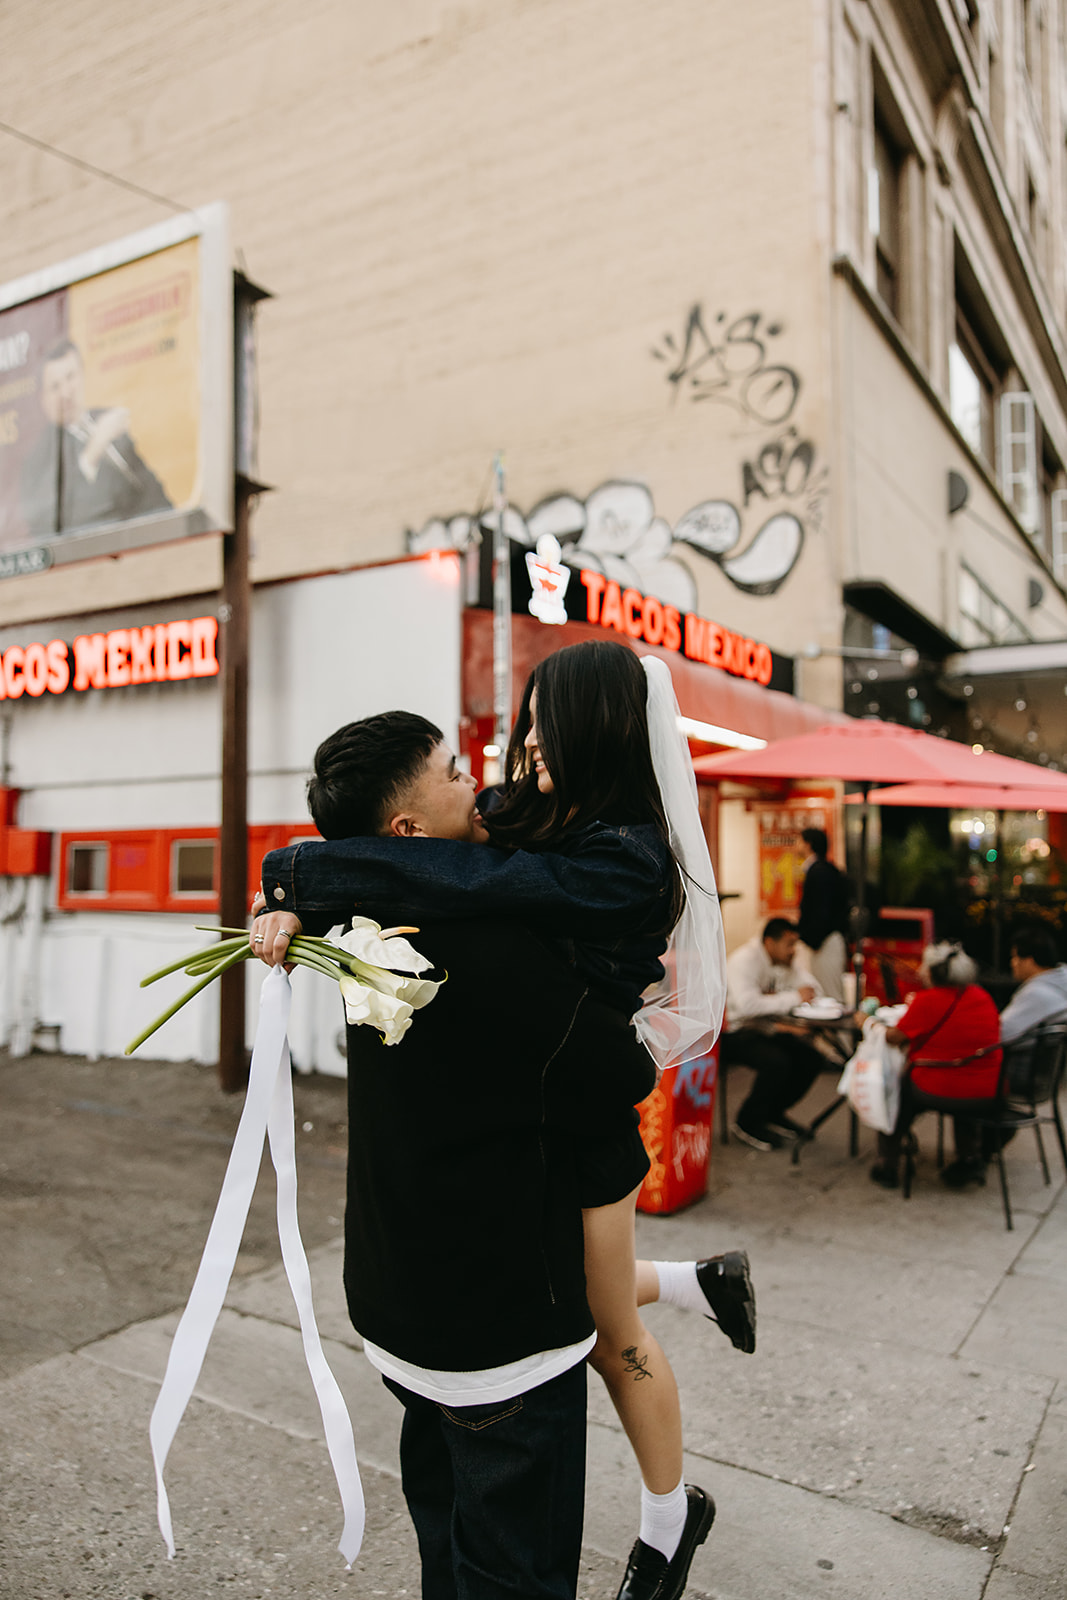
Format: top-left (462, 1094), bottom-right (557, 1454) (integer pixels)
top-left (762, 917), bottom-right (796, 943)
top-left (43, 337), bottom-right (81, 365)
top-left (307, 711), bottom-right (443, 839)
top-left (1011, 927), bottom-right (1062, 969)
top-left (801, 827), bottom-right (828, 857)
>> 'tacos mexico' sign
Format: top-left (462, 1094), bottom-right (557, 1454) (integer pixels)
top-left (0, 615), bottom-right (219, 699)
top-left (512, 534), bottom-right (786, 690)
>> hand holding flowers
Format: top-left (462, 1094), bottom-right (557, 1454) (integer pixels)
top-left (127, 917), bottom-right (443, 1055)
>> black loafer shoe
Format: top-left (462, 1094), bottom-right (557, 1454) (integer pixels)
top-left (695, 1251), bottom-right (756, 1354)
top-left (940, 1158), bottom-right (987, 1189)
top-left (869, 1161), bottom-right (899, 1190)
top-left (659, 1485), bottom-right (716, 1600)
top-left (614, 1537), bottom-right (668, 1600)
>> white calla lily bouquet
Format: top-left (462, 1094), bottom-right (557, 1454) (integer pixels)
top-left (126, 917), bottom-right (443, 1056)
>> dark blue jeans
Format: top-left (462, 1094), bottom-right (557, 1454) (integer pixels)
top-left (383, 1362), bottom-right (587, 1600)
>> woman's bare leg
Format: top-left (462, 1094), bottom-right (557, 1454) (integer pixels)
top-left (635, 1260), bottom-right (661, 1306)
top-left (583, 1187), bottom-right (683, 1494)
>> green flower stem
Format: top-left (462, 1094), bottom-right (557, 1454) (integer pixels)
top-left (141, 937), bottom-right (248, 987)
top-left (125, 944), bottom-right (250, 1055)
top-left (288, 951), bottom-right (349, 981)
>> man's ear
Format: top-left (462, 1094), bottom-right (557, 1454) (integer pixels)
top-left (385, 812), bottom-right (426, 837)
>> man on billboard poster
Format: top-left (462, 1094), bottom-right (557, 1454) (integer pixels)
top-left (20, 337), bottom-right (171, 540)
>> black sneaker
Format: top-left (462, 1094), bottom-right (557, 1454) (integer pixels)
top-left (732, 1117), bottom-right (784, 1151)
top-left (766, 1113), bottom-right (808, 1140)
top-left (660, 1486), bottom-right (716, 1600)
top-left (696, 1251), bottom-right (756, 1353)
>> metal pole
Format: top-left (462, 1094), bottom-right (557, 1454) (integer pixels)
top-left (217, 271), bottom-right (271, 1092)
top-left (991, 808), bottom-right (1004, 973)
top-left (853, 782), bottom-right (871, 1001)
top-left (491, 452), bottom-right (512, 759)
top-left (217, 479), bottom-right (251, 1092)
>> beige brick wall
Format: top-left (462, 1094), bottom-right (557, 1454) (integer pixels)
top-left (0, 0), bottom-right (839, 671)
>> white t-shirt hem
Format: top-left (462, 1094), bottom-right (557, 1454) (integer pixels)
top-left (361, 1332), bottom-right (596, 1408)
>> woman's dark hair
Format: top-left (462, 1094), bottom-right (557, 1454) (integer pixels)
top-left (486, 640), bottom-right (683, 923)
top-left (308, 711), bottom-right (442, 838)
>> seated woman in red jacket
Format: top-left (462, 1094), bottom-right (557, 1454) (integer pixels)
top-left (870, 941), bottom-right (1001, 1191)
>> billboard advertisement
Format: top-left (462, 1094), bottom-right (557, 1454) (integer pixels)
top-left (0, 204), bottom-right (231, 568)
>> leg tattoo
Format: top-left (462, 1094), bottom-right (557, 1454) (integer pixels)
top-left (621, 1345), bottom-right (653, 1381)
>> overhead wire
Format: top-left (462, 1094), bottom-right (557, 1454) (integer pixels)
top-left (0, 117), bottom-right (188, 216)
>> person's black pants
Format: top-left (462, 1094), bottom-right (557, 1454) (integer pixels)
top-left (876, 1080), bottom-right (994, 1168)
top-left (383, 1361), bottom-right (587, 1600)
top-left (720, 1028), bottom-right (825, 1127)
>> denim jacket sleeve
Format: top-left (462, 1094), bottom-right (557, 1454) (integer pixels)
top-left (260, 822), bottom-right (669, 939)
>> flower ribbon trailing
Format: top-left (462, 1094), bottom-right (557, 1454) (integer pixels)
top-left (149, 965), bottom-right (365, 1567)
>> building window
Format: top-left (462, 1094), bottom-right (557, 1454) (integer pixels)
top-left (1037, 434), bottom-right (1064, 565)
top-left (950, 320), bottom-right (996, 463)
top-left (999, 392), bottom-right (1040, 533)
top-left (951, 243), bottom-right (1009, 468)
top-left (872, 110), bottom-right (904, 319)
top-left (68, 842), bottom-right (109, 895)
top-left (958, 564), bottom-right (1031, 647)
top-left (172, 840), bottom-right (217, 895)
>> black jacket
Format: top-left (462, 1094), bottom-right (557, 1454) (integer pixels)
top-left (343, 916), bottom-right (655, 1371)
top-left (21, 417), bottom-right (171, 539)
top-left (262, 821), bottom-right (673, 1017)
top-left (796, 856), bottom-right (851, 952)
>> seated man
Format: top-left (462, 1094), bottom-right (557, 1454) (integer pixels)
top-left (999, 928), bottom-right (1067, 1049)
top-left (975, 927), bottom-right (1067, 1166)
top-left (720, 917), bottom-right (826, 1150)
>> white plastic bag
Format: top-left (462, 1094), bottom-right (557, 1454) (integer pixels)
top-left (837, 1019), bottom-right (906, 1135)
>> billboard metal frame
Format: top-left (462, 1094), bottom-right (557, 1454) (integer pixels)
top-left (0, 202), bottom-right (232, 566)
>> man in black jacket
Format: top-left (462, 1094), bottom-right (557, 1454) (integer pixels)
top-left (256, 713), bottom-right (656, 1600)
top-left (796, 827), bottom-right (851, 1003)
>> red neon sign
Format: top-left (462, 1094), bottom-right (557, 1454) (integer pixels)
top-left (0, 615), bottom-right (219, 700)
top-left (579, 571), bottom-right (773, 686)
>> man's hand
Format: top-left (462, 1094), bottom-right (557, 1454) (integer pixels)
top-left (249, 894), bottom-right (302, 968)
top-left (797, 985), bottom-right (817, 1004)
top-left (79, 407), bottom-right (131, 477)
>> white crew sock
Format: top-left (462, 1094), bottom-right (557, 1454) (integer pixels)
top-left (651, 1259), bottom-right (707, 1314)
top-left (639, 1476), bottom-right (688, 1560)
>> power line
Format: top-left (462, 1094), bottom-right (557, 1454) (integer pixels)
top-left (0, 117), bottom-right (188, 215)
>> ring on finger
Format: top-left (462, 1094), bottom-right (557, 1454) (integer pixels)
top-left (253, 935), bottom-right (264, 944)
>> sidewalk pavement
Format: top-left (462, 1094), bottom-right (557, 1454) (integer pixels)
top-left (1, 1049), bottom-right (1065, 1599)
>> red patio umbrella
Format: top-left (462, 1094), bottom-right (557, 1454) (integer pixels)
top-left (846, 783), bottom-right (1067, 811)
top-left (692, 720), bottom-right (1067, 789)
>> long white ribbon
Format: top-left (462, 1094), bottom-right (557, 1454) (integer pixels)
top-left (149, 965), bottom-right (364, 1566)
